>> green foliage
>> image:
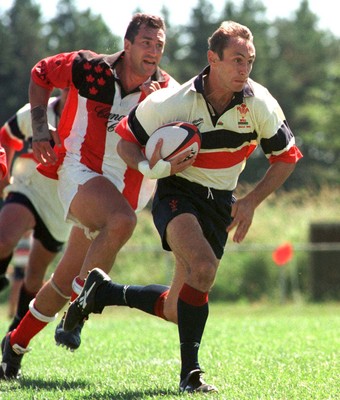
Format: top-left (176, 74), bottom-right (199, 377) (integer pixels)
top-left (0, 0), bottom-right (119, 121)
top-left (0, 0), bottom-right (46, 114)
top-left (0, 303), bottom-right (339, 399)
top-left (45, 0), bottom-right (120, 53)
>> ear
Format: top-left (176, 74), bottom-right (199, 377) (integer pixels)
top-left (207, 50), bottom-right (218, 65)
top-left (124, 38), bottom-right (131, 52)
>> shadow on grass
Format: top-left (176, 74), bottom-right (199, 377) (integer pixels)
top-left (3, 378), bottom-right (180, 399)
top-left (80, 388), bottom-right (180, 400)
top-left (9, 377), bottom-right (89, 390)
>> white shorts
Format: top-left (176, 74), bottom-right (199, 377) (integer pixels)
top-left (57, 154), bottom-right (156, 238)
top-left (5, 157), bottom-right (72, 242)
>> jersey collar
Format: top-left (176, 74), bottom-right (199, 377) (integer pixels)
top-left (192, 65), bottom-right (255, 100)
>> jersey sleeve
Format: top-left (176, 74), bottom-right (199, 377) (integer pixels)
top-left (115, 115), bottom-right (137, 143)
top-left (115, 109), bottom-right (146, 146)
top-left (252, 91), bottom-right (303, 165)
top-left (269, 144), bottom-right (303, 164)
top-left (0, 124), bottom-right (24, 151)
top-left (31, 51), bottom-right (78, 90)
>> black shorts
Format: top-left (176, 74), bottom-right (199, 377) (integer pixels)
top-left (152, 175), bottom-right (235, 259)
top-left (4, 192), bottom-right (64, 253)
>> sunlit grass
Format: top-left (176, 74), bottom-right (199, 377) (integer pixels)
top-left (0, 303), bottom-right (339, 399)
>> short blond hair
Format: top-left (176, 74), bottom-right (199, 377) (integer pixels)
top-left (208, 21), bottom-right (253, 59)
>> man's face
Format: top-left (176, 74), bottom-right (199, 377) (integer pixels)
top-left (125, 24), bottom-right (166, 77)
top-left (210, 36), bottom-right (256, 93)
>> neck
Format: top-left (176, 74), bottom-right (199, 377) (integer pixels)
top-left (115, 59), bottom-right (150, 94)
top-left (204, 77), bottom-right (233, 115)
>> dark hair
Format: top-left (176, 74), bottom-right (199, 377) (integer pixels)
top-left (208, 21), bottom-right (253, 59)
top-left (124, 13), bottom-right (166, 43)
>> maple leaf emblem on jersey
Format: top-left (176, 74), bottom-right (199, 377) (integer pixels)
top-left (86, 74), bottom-right (95, 83)
top-left (97, 77), bottom-right (106, 86)
top-left (83, 62), bottom-right (92, 70)
top-left (89, 86), bottom-right (99, 95)
top-left (94, 64), bottom-right (103, 73)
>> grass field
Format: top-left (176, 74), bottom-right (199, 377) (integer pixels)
top-left (0, 302), bottom-right (339, 399)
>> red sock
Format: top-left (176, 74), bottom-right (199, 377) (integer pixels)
top-left (154, 289), bottom-right (169, 320)
top-left (179, 283), bottom-right (208, 306)
top-left (71, 276), bottom-right (84, 301)
top-left (10, 311), bottom-right (48, 348)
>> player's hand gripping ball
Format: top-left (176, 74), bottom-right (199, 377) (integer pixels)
top-left (145, 122), bottom-right (202, 162)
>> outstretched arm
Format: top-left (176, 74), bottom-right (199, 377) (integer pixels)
top-left (227, 161), bottom-right (296, 243)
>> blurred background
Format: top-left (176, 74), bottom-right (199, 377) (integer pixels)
top-left (0, 0), bottom-right (339, 306)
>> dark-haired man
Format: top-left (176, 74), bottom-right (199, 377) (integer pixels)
top-left (0, 13), bottom-right (191, 380)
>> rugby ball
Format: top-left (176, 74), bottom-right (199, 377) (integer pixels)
top-left (145, 122), bottom-right (201, 161)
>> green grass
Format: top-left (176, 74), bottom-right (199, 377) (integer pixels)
top-left (0, 303), bottom-right (339, 399)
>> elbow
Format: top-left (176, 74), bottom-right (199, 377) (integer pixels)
top-left (116, 139), bottom-right (123, 158)
top-left (116, 139), bottom-right (129, 163)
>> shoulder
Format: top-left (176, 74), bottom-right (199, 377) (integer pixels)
top-left (137, 80), bottom-right (192, 113)
top-left (135, 79), bottom-right (196, 133)
top-left (246, 79), bottom-right (273, 100)
top-left (245, 78), bottom-right (282, 113)
top-left (156, 68), bottom-right (180, 89)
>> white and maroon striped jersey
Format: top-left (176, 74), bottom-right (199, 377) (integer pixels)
top-left (116, 66), bottom-right (302, 191)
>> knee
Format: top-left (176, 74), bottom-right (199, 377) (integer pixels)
top-left (191, 258), bottom-right (218, 292)
top-left (107, 210), bottom-right (137, 239)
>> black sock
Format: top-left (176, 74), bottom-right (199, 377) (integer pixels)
top-left (0, 253), bottom-right (13, 275)
top-left (125, 284), bottom-right (169, 315)
top-left (8, 284), bottom-right (37, 331)
top-left (177, 284), bottom-right (209, 380)
top-left (95, 282), bottom-right (169, 316)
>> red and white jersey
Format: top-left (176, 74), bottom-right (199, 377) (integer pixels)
top-left (116, 66), bottom-right (303, 191)
top-left (31, 50), bottom-right (179, 211)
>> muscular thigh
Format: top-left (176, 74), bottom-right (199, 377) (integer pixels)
top-left (70, 176), bottom-right (133, 231)
top-left (166, 213), bottom-right (217, 267)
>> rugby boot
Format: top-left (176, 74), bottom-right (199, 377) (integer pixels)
top-left (63, 268), bottom-right (110, 331)
top-left (55, 315), bottom-right (84, 351)
top-left (0, 332), bottom-right (30, 380)
top-left (179, 369), bottom-right (218, 393)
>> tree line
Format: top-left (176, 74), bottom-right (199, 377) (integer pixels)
top-left (1, 0), bottom-right (339, 189)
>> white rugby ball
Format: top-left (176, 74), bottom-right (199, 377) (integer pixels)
top-left (145, 122), bottom-right (201, 161)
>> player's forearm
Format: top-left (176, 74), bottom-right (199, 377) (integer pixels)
top-left (117, 139), bottom-right (145, 170)
top-left (29, 79), bottom-right (52, 108)
top-left (29, 80), bottom-right (53, 143)
top-left (244, 161), bottom-right (296, 208)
